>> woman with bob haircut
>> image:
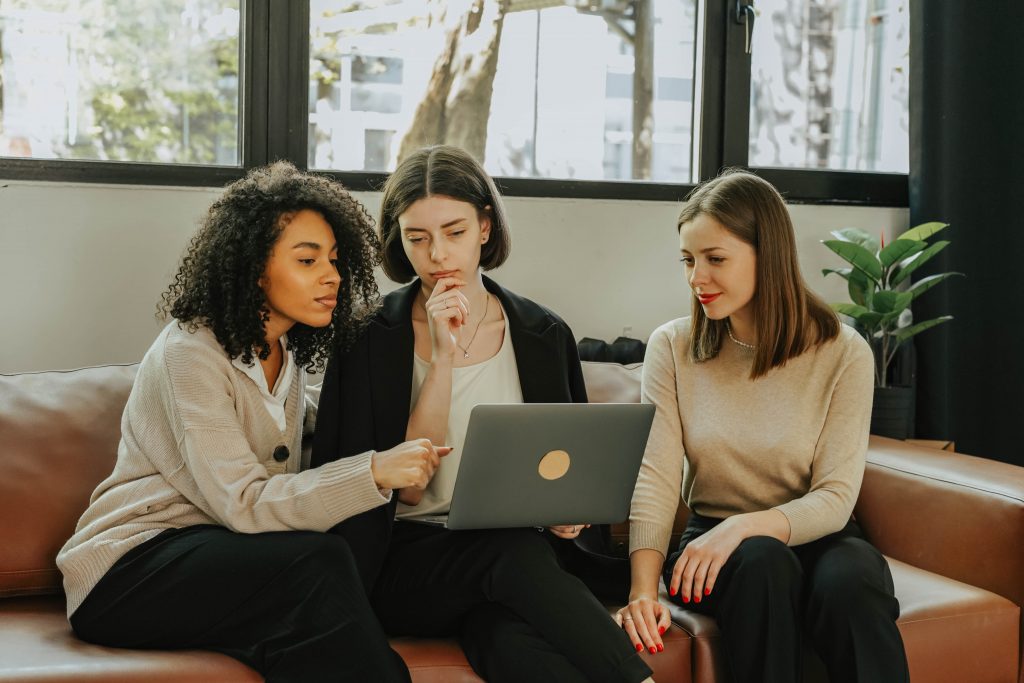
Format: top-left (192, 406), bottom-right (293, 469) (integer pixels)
top-left (313, 145), bottom-right (655, 683)
top-left (57, 161), bottom-right (448, 683)
top-left (617, 169), bottom-right (909, 682)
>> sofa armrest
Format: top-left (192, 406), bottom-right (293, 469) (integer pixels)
top-left (855, 436), bottom-right (1024, 612)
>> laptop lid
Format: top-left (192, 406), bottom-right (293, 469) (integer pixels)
top-left (445, 403), bottom-right (655, 530)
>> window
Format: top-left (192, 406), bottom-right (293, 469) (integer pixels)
top-left (0, 0), bottom-right (241, 165)
top-left (308, 0), bottom-right (699, 184)
top-left (0, 0), bottom-right (909, 205)
top-left (748, 0), bottom-right (909, 173)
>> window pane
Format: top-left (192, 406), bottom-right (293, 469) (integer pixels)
top-left (309, 0), bottom-right (698, 183)
top-left (748, 0), bottom-right (908, 173)
top-left (0, 1), bottom-right (240, 164)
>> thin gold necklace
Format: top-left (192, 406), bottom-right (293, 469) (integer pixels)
top-left (725, 320), bottom-right (755, 350)
top-left (456, 294), bottom-right (491, 359)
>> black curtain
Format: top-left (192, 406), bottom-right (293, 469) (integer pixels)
top-left (910, 1), bottom-right (1024, 466)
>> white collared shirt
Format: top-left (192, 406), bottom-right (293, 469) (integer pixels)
top-left (231, 336), bottom-right (294, 432)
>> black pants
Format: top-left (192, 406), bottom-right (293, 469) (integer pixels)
top-left (371, 521), bottom-right (653, 683)
top-left (71, 525), bottom-right (410, 683)
top-left (664, 515), bottom-right (909, 683)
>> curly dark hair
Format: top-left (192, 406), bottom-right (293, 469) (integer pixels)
top-left (158, 161), bottom-right (381, 372)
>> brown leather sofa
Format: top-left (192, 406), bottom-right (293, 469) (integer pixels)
top-left (1, 361), bottom-right (1021, 683)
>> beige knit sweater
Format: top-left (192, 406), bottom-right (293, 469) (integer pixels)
top-left (57, 323), bottom-right (389, 616)
top-left (629, 317), bottom-right (874, 557)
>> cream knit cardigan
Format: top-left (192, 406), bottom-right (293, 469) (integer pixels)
top-left (57, 322), bottom-right (389, 616)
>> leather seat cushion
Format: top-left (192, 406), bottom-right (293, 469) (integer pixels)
top-left (0, 596), bottom-right (260, 683)
top-left (662, 556), bottom-right (1020, 683)
top-left (0, 597), bottom-right (693, 683)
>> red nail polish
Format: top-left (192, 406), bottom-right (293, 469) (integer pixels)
top-left (635, 643), bottom-right (643, 652)
top-left (669, 587), bottom-right (677, 596)
top-left (694, 595), bottom-right (701, 603)
top-left (649, 646), bottom-right (656, 654)
top-left (658, 626), bottom-right (666, 635)
top-left (657, 644), bottom-right (664, 652)
top-left (704, 587), bottom-right (711, 596)
top-left (682, 595), bottom-right (690, 603)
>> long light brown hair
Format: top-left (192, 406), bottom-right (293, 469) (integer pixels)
top-left (679, 169), bottom-right (839, 378)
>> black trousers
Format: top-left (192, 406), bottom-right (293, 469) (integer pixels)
top-left (664, 515), bottom-right (909, 683)
top-left (371, 521), bottom-right (653, 683)
top-left (70, 525), bottom-right (410, 683)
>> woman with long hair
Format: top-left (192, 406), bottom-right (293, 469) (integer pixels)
top-left (618, 169), bottom-right (909, 683)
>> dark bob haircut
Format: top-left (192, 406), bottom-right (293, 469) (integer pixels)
top-left (378, 145), bottom-right (511, 283)
top-left (158, 161), bottom-right (381, 372)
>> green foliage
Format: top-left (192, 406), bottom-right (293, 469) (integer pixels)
top-left (3, 0), bottom-right (238, 163)
top-left (822, 222), bottom-right (963, 387)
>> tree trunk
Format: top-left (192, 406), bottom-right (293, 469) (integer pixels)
top-left (398, 0), bottom-right (506, 163)
top-left (631, 0), bottom-right (654, 179)
top-left (397, 2), bottom-right (461, 159)
top-left (806, 0), bottom-right (836, 167)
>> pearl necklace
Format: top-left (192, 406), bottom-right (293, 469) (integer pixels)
top-left (725, 320), bottom-right (755, 350)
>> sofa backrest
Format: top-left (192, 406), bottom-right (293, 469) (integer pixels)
top-left (0, 359), bottom-right (663, 598)
top-left (580, 361), bottom-right (690, 550)
top-left (0, 365), bottom-right (138, 597)
top-left (580, 361), bottom-right (642, 403)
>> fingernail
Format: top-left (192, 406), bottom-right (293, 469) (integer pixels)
top-left (694, 595), bottom-right (701, 603)
top-left (682, 596), bottom-right (690, 603)
top-left (657, 644), bottom-right (664, 652)
top-left (658, 626), bottom-right (666, 635)
top-left (635, 644), bottom-right (643, 652)
top-left (649, 646), bottom-right (656, 654)
top-left (669, 587), bottom-right (677, 596)
top-left (704, 587), bottom-right (711, 596)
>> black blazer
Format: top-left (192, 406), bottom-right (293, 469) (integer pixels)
top-left (311, 276), bottom-right (609, 591)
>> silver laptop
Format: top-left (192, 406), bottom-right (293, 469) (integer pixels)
top-left (412, 403), bottom-right (655, 530)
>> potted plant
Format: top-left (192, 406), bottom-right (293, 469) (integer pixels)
top-left (822, 221), bottom-right (962, 439)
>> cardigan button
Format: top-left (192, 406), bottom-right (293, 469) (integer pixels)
top-left (273, 445), bottom-right (290, 462)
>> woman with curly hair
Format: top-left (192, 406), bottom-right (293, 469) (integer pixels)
top-left (56, 161), bottom-right (445, 683)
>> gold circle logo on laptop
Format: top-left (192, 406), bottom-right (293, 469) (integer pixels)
top-left (538, 450), bottom-right (571, 480)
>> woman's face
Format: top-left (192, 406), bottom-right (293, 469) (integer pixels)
top-left (397, 194), bottom-right (491, 288)
top-left (260, 209), bottom-right (340, 338)
top-left (679, 213), bottom-right (757, 323)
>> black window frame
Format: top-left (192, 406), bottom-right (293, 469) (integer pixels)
top-left (0, 0), bottom-right (907, 207)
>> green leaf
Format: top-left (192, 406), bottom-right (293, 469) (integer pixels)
top-left (898, 221), bottom-right (948, 242)
top-left (848, 268), bottom-right (873, 307)
top-left (872, 290), bottom-right (913, 316)
top-left (830, 227), bottom-right (880, 254)
top-left (858, 311), bottom-right (886, 328)
top-left (879, 239), bottom-right (926, 269)
top-left (891, 240), bottom-right (950, 286)
top-left (831, 227), bottom-right (872, 242)
top-left (822, 240), bottom-right (882, 282)
top-left (832, 303), bottom-right (884, 329)
top-left (832, 303), bottom-right (869, 318)
top-left (895, 316), bottom-right (953, 342)
top-left (821, 267), bottom-right (852, 281)
top-left (907, 272), bottom-right (965, 300)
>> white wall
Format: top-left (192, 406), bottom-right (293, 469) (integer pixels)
top-left (0, 180), bottom-right (907, 373)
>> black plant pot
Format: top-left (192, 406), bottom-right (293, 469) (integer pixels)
top-left (871, 385), bottom-right (915, 439)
